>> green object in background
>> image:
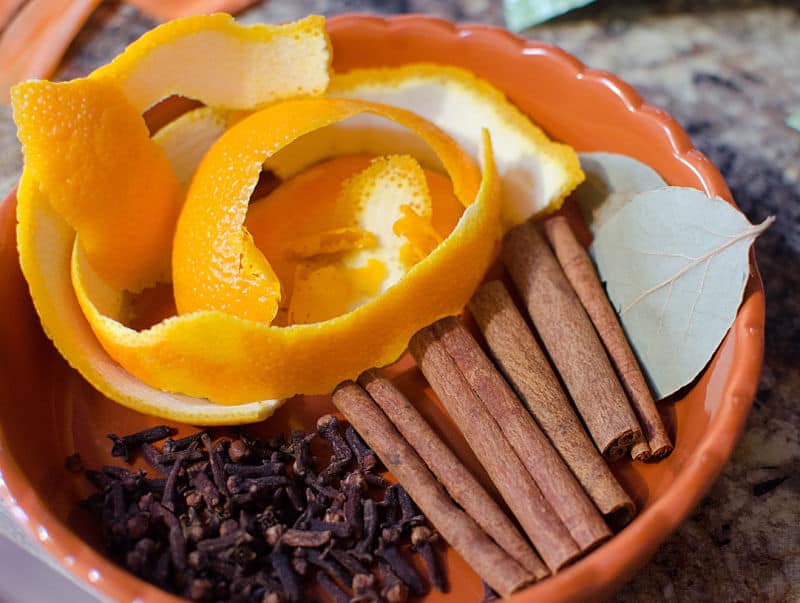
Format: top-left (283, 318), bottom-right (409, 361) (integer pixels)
top-left (787, 110), bottom-right (800, 132)
top-left (503, 0), bottom-right (598, 31)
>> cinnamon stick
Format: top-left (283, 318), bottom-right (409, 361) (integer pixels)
top-left (502, 220), bottom-right (643, 461)
top-left (409, 324), bottom-right (581, 572)
top-left (332, 381), bottom-right (534, 598)
top-left (358, 368), bottom-right (548, 579)
top-left (432, 317), bottom-right (611, 551)
top-left (469, 281), bottom-right (635, 524)
top-left (544, 216), bottom-right (673, 460)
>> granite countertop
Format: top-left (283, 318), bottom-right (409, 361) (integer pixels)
top-left (1, 0), bottom-right (798, 601)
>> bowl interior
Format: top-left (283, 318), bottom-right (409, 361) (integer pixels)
top-left (0, 15), bottom-right (764, 603)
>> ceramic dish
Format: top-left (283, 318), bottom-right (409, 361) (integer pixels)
top-left (0, 14), bottom-right (764, 603)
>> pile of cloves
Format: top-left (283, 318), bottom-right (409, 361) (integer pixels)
top-left (75, 417), bottom-right (447, 602)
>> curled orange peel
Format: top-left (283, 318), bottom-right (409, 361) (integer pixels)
top-left (13, 14), bottom-right (504, 416)
top-left (287, 153), bottom-right (438, 325)
top-left (16, 171), bottom-right (280, 424)
top-left (152, 106), bottom-right (230, 188)
top-left (71, 110), bottom-right (498, 403)
top-left (12, 78), bottom-right (182, 292)
top-left (265, 63), bottom-right (583, 227)
top-left (171, 97), bottom-right (482, 323)
top-left (12, 14), bottom-right (331, 293)
top-left (90, 14), bottom-right (332, 113)
top-left (12, 15), bottom-right (333, 422)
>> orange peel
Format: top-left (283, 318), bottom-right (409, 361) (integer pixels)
top-left (12, 15), bottom-right (334, 422)
top-left (287, 153), bottom-right (438, 324)
top-left (12, 78), bottom-right (182, 292)
top-left (70, 98), bottom-right (498, 403)
top-left (265, 63), bottom-right (583, 227)
top-left (242, 153), bottom-right (464, 327)
top-left (13, 15), bottom-right (504, 417)
top-left (90, 14), bottom-right (331, 112)
top-left (152, 106), bottom-right (230, 188)
top-left (171, 97), bottom-right (482, 323)
top-left (15, 171), bottom-right (280, 424)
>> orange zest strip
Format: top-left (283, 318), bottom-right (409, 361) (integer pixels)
top-left (15, 170), bottom-right (280, 424)
top-left (12, 78), bottom-right (182, 292)
top-left (90, 14), bottom-right (331, 112)
top-left (0, 0), bottom-right (101, 103)
top-left (324, 63), bottom-right (585, 225)
top-left (12, 15), bottom-right (340, 420)
top-left (126, 0), bottom-right (258, 22)
top-left (172, 97), bottom-right (482, 323)
top-left (72, 123), bottom-right (498, 403)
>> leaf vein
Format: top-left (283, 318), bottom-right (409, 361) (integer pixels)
top-left (620, 216), bottom-right (773, 316)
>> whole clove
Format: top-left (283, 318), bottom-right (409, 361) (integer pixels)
top-left (201, 433), bottom-right (227, 492)
top-left (108, 425), bottom-right (172, 462)
top-left (280, 529), bottom-right (330, 548)
top-left (306, 548), bottom-right (352, 586)
top-left (197, 530), bottom-right (254, 553)
top-left (161, 453), bottom-right (185, 511)
top-left (378, 562), bottom-right (409, 603)
top-left (345, 426), bottom-right (379, 472)
top-left (141, 442), bottom-right (169, 475)
top-left (355, 498), bottom-right (379, 560)
top-left (377, 545), bottom-right (426, 596)
top-left (78, 421), bottom-right (442, 603)
top-left (224, 462), bottom-right (284, 478)
top-left (271, 548), bottom-right (302, 603)
top-left (193, 470), bottom-right (222, 511)
top-left (316, 415), bottom-right (353, 484)
top-left (162, 430), bottom-right (207, 454)
top-left (228, 439), bottom-right (249, 464)
top-left (412, 525), bottom-right (447, 592)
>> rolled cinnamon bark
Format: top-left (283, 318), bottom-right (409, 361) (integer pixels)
top-left (432, 317), bottom-right (611, 552)
top-left (409, 324), bottom-right (580, 572)
top-left (358, 368), bottom-right (548, 579)
top-left (543, 216), bottom-right (672, 460)
top-left (332, 381), bottom-right (534, 597)
top-left (502, 220), bottom-right (643, 461)
top-left (469, 281), bottom-right (635, 524)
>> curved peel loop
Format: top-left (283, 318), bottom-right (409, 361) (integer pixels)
top-left (172, 97), bottom-right (482, 322)
top-left (11, 14), bottom-right (336, 422)
top-left (16, 171), bottom-right (280, 425)
top-left (12, 78), bottom-right (183, 292)
top-left (73, 110), bottom-right (499, 404)
top-left (266, 63), bottom-right (583, 226)
top-left (90, 14), bottom-right (332, 112)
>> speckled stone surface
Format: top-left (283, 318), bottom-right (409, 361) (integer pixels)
top-left (1, 1), bottom-right (798, 601)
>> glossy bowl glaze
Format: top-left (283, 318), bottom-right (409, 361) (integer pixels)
top-left (0, 14), bottom-right (764, 603)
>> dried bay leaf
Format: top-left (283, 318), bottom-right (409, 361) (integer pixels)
top-left (573, 152), bottom-right (666, 233)
top-left (590, 187), bottom-right (773, 399)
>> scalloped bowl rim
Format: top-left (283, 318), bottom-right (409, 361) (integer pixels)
top-left (0, 13), bottom-right (764, 603)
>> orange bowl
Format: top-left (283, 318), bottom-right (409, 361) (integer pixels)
top-left (0, 14), bottom-right (764, 603)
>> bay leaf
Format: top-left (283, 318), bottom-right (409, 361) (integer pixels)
top-left (590, 187), bottom-right (773, 399)
top-left (573, 152), bottom-right (666, 233)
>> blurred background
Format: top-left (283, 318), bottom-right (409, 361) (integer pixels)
top-left (0, 1), bottom-right (797, 601)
